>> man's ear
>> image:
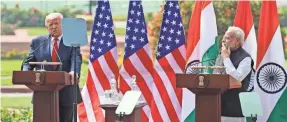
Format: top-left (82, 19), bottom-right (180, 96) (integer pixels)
top-left (236, 39), bottom-right (241, 47)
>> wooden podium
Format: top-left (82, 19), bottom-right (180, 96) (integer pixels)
top-left (176, 74), bottom-right (230, 122)
top-left (100, 103), bottom-right (146, 122)
top-left (12, 71), bottom-right (72, 122)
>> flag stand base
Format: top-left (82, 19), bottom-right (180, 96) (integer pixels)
top-left (115, 112), bottom-right (124, 122)
top-left (251, 114), bottom-right (257, 122)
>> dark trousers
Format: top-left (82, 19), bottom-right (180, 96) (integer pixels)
top-left (60, 105), bottom-right (73, 122)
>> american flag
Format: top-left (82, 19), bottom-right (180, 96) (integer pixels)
top-left (118, 0), bottom-right (162, 122)
top-left (150, 1), bottom-right (186, 122)
top-left (78, 0), bottom-right (119, 122)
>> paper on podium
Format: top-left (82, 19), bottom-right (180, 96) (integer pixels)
top-left (61, 18), bottom-right (88, 47)
top-left (239, 92), bottom-right (263, 117)
top-left (115, 91), bottom-right (141, 115)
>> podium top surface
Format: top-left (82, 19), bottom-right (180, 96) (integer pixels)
top-left (176, 74), bottom-right (230, 89)
top-left (100, 102), bottom-right (147, 108)
top-left (12, 71), bottom-right (72, 85)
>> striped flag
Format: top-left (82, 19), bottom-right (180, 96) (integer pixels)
top-left (78, 0), bottom-right (119, 121)
top-left (118, 1), bottom-right (158, 122)
top-left (233, 1), bottom-right (257, 92)
top-left (183, 1), bottom-right (218, 122)
top-left (150, 1), bottom-right (186, 122)
top-left (234, 1), bottom-right (257, 66)
top-left (255, 1), bottom-right (287, 122)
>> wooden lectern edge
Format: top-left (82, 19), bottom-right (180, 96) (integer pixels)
top-left (230, 85), bottom-right (242, 89)
top-left (175, 73), bottom-right (242, 89)
top-left (29, 62), bottom-right (62, 65)
top-left (12, 71), bottom-right (74, 86)
top-left (100, 102), bottom-right (147, 108)
top-left (189, 66), bottom-right (225, 69)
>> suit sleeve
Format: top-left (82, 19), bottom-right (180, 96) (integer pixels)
top-left (22, 39), bottom-right (37, 71)
top-left (70, 47), bottom-right (82, 78)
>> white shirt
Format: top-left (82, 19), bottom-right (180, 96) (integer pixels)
top-left (50, 35), bottom-right (62, 56)
top-left (223, 57), bottom-right (252, 82)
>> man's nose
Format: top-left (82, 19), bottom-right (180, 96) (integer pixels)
top-left (52, 24), bottom-right (57, 29)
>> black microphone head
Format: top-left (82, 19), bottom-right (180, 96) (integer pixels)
top-left (21, 40), bottom-right (48, 71)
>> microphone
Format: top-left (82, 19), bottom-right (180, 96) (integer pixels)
top-left (200, 58), bottom-right (217, 65)
top-left (186, 42), bottom-right (228, 68)
top-left (21, 40), bottom-right (48, 70)
top-left (184, 58), bottom-right (217, 74)
top-left (186, 57), bottom-right (216, 67)
top-left (184, 41), bottom-right (229, 74)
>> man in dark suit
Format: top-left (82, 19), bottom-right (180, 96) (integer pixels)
top-left (22, 13), bottom-right (83, 122)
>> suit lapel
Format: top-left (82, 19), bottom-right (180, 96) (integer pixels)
top-left (46, 35), bottom-right (53, 70)
top-left (58, 38), bottom-right (64, 62)
top-left (46, 35), bottom-right (52, 62)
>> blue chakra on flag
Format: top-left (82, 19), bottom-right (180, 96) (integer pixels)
top-left (185, 60), bottom-right (200, 74)
top-left (247, 69), bottom-right (255, 92)
top-left (256, 62), bottom-right (287, 94)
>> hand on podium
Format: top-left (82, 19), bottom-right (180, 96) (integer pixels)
top-left (229, 76), bottom-right (242, 89)
top-left (69, 71), bottom-right (79, 84)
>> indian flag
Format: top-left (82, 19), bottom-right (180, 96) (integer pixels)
top-left (233, 1), bottom-right (257, 68)
top-left (255, 1), bottom-right (287, 122)
top-left (233, 1), bottom-right (257, 92)
top-left (182, 1), bottom-right (218, 122)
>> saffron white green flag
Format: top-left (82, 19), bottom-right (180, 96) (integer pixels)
top-left (255, 1), bottom-right (287, 122)
top-left (233, 1), bottom-right (257, 69)
top-left (183, 1), bottom-right (218, 122)
top-left (233, 1), bottom-right (257, 93)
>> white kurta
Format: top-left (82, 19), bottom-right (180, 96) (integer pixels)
top-left (223, 57), bottom-right (252, 81)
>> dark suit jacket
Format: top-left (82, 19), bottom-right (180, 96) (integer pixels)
top-left (22, 34), bottom-right (83, 107)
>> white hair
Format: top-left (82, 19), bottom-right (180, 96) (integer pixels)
top-left (226, 26), bottom-right (245, 45)
top-left (45, 13), bottom-right (63, 27)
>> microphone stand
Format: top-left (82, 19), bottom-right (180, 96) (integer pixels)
top-left (61, 18), bottom-right (88, 122)
top-left (71, 45), bottom-right (79, 122)
top-left (21, 40), bottom-right (48, 70)
top-left (185, 58), bottom-right (217, 73)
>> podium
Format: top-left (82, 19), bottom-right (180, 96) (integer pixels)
top-left (12, 71), bottom-right (73, 122)
top-left (176, 74), bottom-right (230, 122)
top-left (101, 102), bottom-right (146, 122)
